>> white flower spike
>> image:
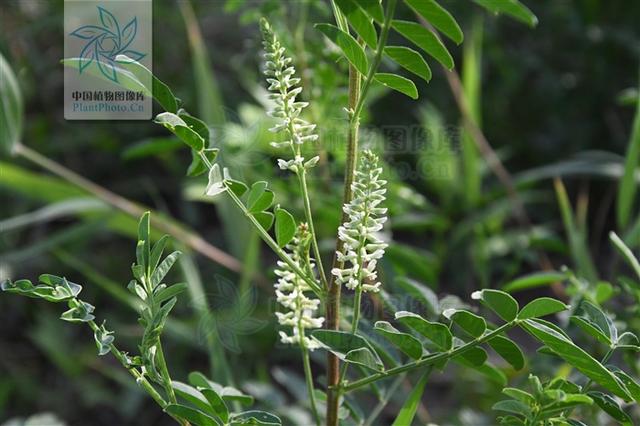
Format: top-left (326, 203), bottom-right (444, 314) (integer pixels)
top-left (274, 223), bottom-right (324, 350)
top-left (260, 18), bottom-right (318, 171)
top-left (332, 150), bottom-right (388, 293)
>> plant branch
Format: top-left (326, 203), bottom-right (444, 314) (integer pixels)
top-left (298, 169), bottom-right (328, 289)
top-left (223, 185), bottom-right (323, 295)
top-left (201, 149), bottom-right (324, 297)
top-left (85, 319), bottom-right (167, 409)
top-left (342, 322), bottom-right (517, 392)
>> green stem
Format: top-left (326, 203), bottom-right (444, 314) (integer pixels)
top-left (298, 169), bottom-right (328, 289)
top-left (326, 3), bottom-right (398, 425)
top-left (351, 0), bottom-right (398, 121)
top-left (299, 327), bottom-right (321, 426)
top-left (199, 152), bottom-right (323, 296)
top-left (224, 183), bottom-right (323, 296)
top-left (351, 286), bottom-right (364, 334)
top-left (326, 60), bottom-right (361, 426)
top-left (342, 322), bottom-right (517, 392)
top-left (86, 320), bottom-right (166, 407)
top-left (155, 341), bottom-right (177, 404)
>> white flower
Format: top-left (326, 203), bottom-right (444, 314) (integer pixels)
top-left (331, 150), bottom-right (388, 293)
top-left (260, 18), bottom-right (318, 171)
top-left (274, 223), bottom-right (324, 350)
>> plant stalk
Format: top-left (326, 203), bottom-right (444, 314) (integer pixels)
top-left (342, 322), bottom-right (516, 392)
top-left (325, 61), bottom-right (361, 426)
top-left (298, 169), bottom-right (328, 289)
top-left (326, 2), bottom-right (397, 424)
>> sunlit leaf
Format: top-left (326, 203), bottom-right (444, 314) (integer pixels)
top-left (404, 0), bottom-right (463, 44)
top-left (335, 0), bottom-right (377, 49)
top-left (274, 207), bottom-right (296, 247)
top-left (443, 309), bottom-right (486, 337)
top-left (384, 46), bottom-right (431, 81)
top-left (374, 321), bottom-right (424, 359)
top-left (315, 23), bottom-right (369, 75)
top-left (521, 319), bottom-right (632, 400)
top-left (395, 311), bottom-right (452, 350)
top-left (392, 20), bottom-right (454, 69)
top-left (374, 73), bottom-right (418, 99)
top-left (471, 289), bottom-right (519, 321)
top-left (518, 297), bottom-right (568, 319)
top-left (502, 271), bottom-right (567, 293)
top-left (473, 0), bottom-right (538, 27)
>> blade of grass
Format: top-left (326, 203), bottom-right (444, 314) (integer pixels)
top-left (11, 145), bottom-right (244, 274)
top-left (617, 70), bottom-right (640, 229)
top-left (461, 15), bottom-right (483, 207)
top-left (553, 178), bottom-right (598, 281)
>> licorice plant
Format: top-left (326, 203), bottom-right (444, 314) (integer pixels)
top-left (3, 0), bottom-right (640, 425)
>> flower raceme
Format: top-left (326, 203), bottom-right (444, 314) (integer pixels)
top-left (332, 151), bottom-right (388, 293)
top-left (274, 223), bottom-right (324, 350)
top-left (259, 18), bottom-right (319, 173)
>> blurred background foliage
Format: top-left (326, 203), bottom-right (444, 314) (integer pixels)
top-left (1, 0), bottom-right (639, 425)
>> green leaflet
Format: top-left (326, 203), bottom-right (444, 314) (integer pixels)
top-left (374, 73), bottom-right (419, 99)
top-left (165, 404), bottom-right (221, 426)
top-left (502, 271), bottom-right (567, 293)
top-left (488, 335), bottom-right (525, 370)
top-left (395, 311), bottom-right (452, 350)
top-left (274, 207), bottom-right (296, 248)
top-left (334, 0), bottom-right (377, 49)
top-left (471, 289), bottom-right (519, 321)
top-left (443, 309), bottom-right (486, 337)
top-left (473, 0), bottom-right (538, 27)
top-left (404, 0), bottom-right (463, 44)
top-left (392, 20), bottom-right (454, 69)
top-left (311, 330), bottom-right (384, 371)
top-left (374, 321), bottom-right (424, 359)
top-left (315, 23), bottom-right (368, 75)
top-left (522, 319), bottom-right (632, 401)
top-left (172, 381), bottom-right (221, 419)
top-left (518, 297), bottom-right (569, 319)
top-left (154, 112), bottom-right (205, 152)
top-left (229, 410), bottom-right (282, 425)
top-left (587, 391), bottom-right (633, 424)
top-left (384, 46), bottom-right (432, 82)
top-left (352, 0), bottom-right (384, 23)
